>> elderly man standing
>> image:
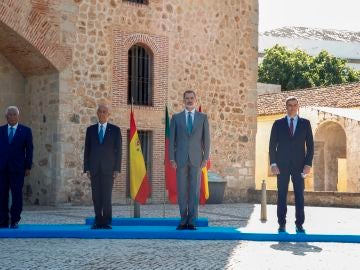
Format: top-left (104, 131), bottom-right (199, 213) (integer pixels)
top-left (84, 104), bottom-right (122, 229)
top-left (0, 106), bottom-right (33, 229)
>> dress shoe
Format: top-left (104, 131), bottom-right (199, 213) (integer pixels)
top-left (91, 224), bottom-right (101, 229)
top-left (0, 223), bottom-right (9, 229)
top-left (176, 224), bottom-right (187, 230)
top-left (10, 222), bottom-right (19, 229)
top-left (278, 225), bottom-right (286, 233)
top-left (296, 225), bottom-right (306, 233)
top-left (102, 224), bottom-right (112, 229)
top-left (187, 224), bottom-right (197, 230)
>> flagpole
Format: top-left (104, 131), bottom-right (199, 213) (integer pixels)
top-left (163, 149), bottom-right (166, 219)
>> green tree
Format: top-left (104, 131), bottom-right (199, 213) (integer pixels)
top-left (258, 45), bottom-right (360, 91)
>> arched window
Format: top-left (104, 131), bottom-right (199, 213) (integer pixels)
top-left (128, 45), bottom-right (153, 106)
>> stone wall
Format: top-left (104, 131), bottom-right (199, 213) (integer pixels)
top-left (24, 74), bottom-right (60, 205)
top-left (0, 0), bottom-right (259, 205)
top-left (56, 0), bottom-right (259, 204)
top-left (0, 53), bottom-right (27, 124)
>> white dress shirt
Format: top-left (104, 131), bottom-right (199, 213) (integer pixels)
top-left (98, 122), bottom-right (108, 133)
top-left (8, 123), bottom-right (18, 136)
top-left (286, 115), bottom-right (299, 134)
top-left (184, 108), bottom-right (195, 126)
top-left (271, 115), bottom-right (299, 167)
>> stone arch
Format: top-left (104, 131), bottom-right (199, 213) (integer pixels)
top-left (0, 8), bottom-right (63, 205)
top-left (0, 0), bottom-right (71, 73)
top-left (314, 120), bottom-right (347, 191)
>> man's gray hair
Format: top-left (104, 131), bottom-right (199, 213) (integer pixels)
top-left (5, 106), bottom-right (20, 115)
top-left (97, 104), bottom-right (109, 112)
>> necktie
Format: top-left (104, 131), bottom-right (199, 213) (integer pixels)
top-left (99, 125), bottom-right (104, 144)
top-left (8, 127), bottom-right (14, 144)
top-left (187, 112), bottom-right (193, 134)
top-left (289, 118), bottom-right (294, 136)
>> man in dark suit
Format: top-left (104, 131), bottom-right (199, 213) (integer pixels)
top-left (0, 106), bottom-right (33, 229)
top-left (169, 90), bottom-right (210, 230)
top-left (84, 104), bottom-right (122, 229)
top-left (269, 96), bottom-right (314, 233)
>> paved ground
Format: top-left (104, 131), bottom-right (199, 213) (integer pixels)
top-left (0, 203), bottom-right (359, 270)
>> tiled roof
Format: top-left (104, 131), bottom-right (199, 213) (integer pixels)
top-left (257, 83), bottom-right (360, 116)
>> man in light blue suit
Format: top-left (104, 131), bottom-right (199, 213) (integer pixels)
top-left (169, 90), bottom-right (210, 230)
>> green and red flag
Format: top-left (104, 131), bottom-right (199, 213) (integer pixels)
top-left (165, 106), bottom-right (177, 204)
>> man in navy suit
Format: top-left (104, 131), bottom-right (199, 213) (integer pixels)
top-left (84, 104), bottom-right (122, 229)
top-left (0, 106), bottom-right (33, 229)
top-left (269, 97), bottom-right (314, 233)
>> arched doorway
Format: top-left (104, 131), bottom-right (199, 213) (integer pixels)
top-left (314, 121), bottom-right (346, 191)
top-left (0, 21), bottom-right (60, 205)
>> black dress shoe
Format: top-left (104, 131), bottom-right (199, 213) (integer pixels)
top-left (10, 222), bottom-right (19, 229)
top-left (187, 224), bottom-right (197, 230)
top-left (102, 224), bottom-right (112, 229)
top-left (278, 225), bottom-right (286, 233)
top-left (91, 224), bottom-right (101, 229)
top-left (176, 224), bottom-right (187, 230)
top-left (0, 223), bottom-right (9, 229)
top-left (296, 225), bottom-right (306, 233)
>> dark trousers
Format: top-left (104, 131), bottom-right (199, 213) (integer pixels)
top-left (277, 168), bottom-right (305, 227)
top-left (0, 169), bottom-right (25, 225)
top-left (176, 162), bottom-right (201, 226)
top-left (90, 172), bottom-right (113, 226)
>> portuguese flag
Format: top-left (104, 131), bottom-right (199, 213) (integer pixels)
top-left (165, 106), bottom-right (177, 204)
top-left (199, 105), bottom-right (210, 205)
top-left (129, 109), bottom-right (150, 204)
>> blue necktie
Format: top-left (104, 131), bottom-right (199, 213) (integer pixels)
top-left (99, 125), bottom-right (104, 144)
top-left (8, 127), bottom-right (14, 144)
top-left (187, 112), bottom-right (193, 134)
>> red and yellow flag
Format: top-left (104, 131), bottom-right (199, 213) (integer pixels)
top-left (165, 106), bottom-right (177, 204)
top-left (199, 105), bottom-right (210, 205)
top-left (129, 109), bottom-right (150, 204)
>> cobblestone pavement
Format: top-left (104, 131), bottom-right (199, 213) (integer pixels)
top-left (0, 203), bottom-right (359, 270)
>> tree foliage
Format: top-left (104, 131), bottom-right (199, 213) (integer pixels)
top-left (258, 45), bottom-right (360, 91)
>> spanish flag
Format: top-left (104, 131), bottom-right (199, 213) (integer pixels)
top-left (164, 106), bottom-right (177, 204)
top-left (129, 109), bottom-right (150, 204)
top-left (199, 105), bottom-right (210, 205)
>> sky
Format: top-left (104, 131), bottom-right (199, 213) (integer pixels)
top-left (259, 0), bottom-right (360, 32)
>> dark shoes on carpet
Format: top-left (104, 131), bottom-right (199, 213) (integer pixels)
top-left (0, 222), bottom-right (19, 229)
top-left (91, 224), bottom-right (112, 229)
top-left (176, 224), bottom-right (197, 230)
top-left (278, 224), bottom-right (306, 233)
top-left (296, 225), bottom-right (306, 233)
top-left (176, 224), bottom-right (187, 230)
top-left (10, 222), bottom-right (19, 229)
top-left (278, 225), bottom-right (286, 233)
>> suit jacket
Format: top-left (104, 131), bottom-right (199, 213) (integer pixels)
top-left (169, 110), bottom-right (210, 167)
top-left (0, 124), bottom-right (33, 173)
top-left (83, 123), bottom-right (122, 174)
top-left (269, 116), bottom-right (314, 172)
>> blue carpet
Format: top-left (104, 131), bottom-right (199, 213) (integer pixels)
top-left (85, 217), bottom-right (209, 227)
top-left (1, 224), bottom-right (360, 243)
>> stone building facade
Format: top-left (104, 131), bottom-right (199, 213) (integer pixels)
top-left (0, 0), bottom-right (259, 205)
top-left (256, 83), bottom-right (360, 193)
